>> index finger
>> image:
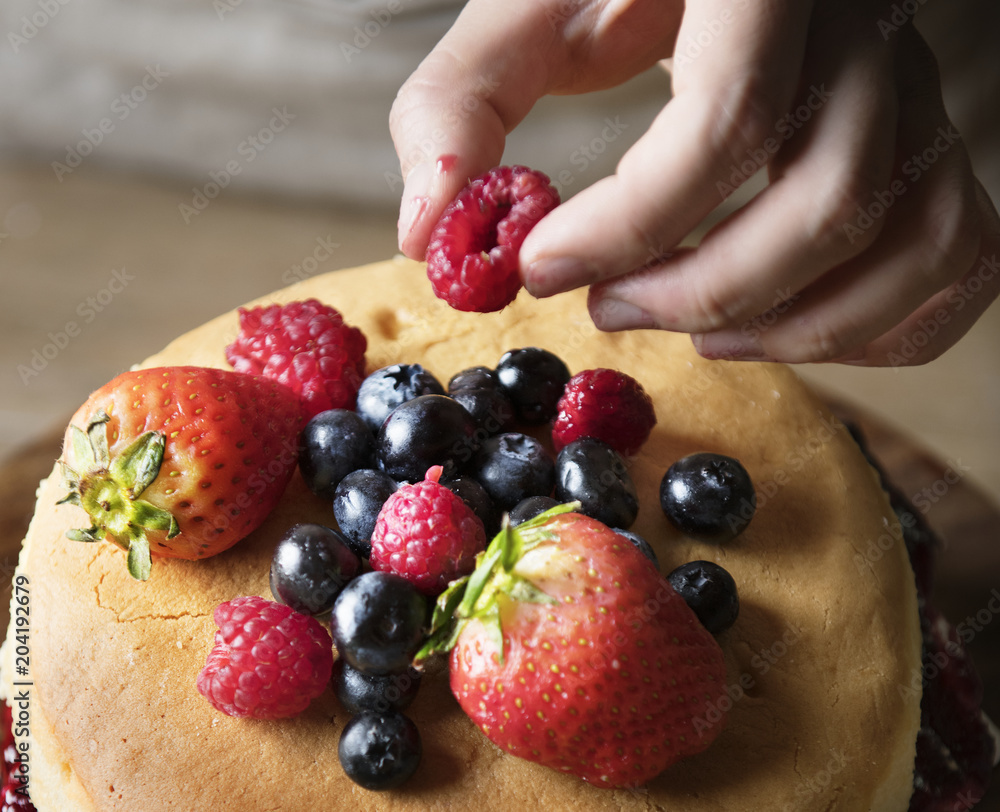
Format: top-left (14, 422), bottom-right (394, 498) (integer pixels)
top-left (389, 0), bottom-right (676, 258)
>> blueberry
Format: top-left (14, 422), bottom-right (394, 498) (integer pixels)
top-left (376, 394), bottom-right (477, 483)
top-left (298, 409), bottom-right (375, 500)
top-left (555, 437), bottom-right (638, 529)
top-left (331, 571), bottom-right (428, 675)
top-left (338, 710), bottom-right (422, 790)
top-left (667, 560), bottom-right (740, 634)
top-left (613, 527), bottom-right (659, 568)
top-left (448, 366), bottom-right (515, 435)
top-left (269, 523), bottom-right (361, 615)
top-left (508, 495), bottom-right (559, 527)
top-left (495, 348), bottom-right (570, 424)
top-left (659, 452), bottom-right (756, 543)
top-left (474, 432), bottom-right (555, 512)
top-left (356, 364), bottom-right (445, 433)
top-left (448, 366), bottom-right (498, 392)
top-left (333, 469), bottom-right (397, 559)
top-left (333, 658), bottom-right (421, 715)
top-left (441, 475), bottom-right (500, 538)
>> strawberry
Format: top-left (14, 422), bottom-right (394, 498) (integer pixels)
top-left (58, 366), bottom-right (304, 581)
top-left (418, 506), bottom-right (729, 788)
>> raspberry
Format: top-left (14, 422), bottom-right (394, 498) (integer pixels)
top-left (426, 166), bottom-right (560, 312)
top-left (0, 704), bottom-right (35, 812)
top-left (370, 466), bottom-right (487, 596)
top-left (226, 299), bottom-right (367, 419)
top-left (196, 596), bottom-right (334, 719)
top-left (551, 368), bottom-right (657, 457)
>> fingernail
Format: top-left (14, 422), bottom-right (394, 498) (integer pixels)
top-left (524, 257), bottom-right (594, 298)
top-left (693, 331), bottom-right (771, 361)
top-left (398, 162), bottom-right (433, 251)
top-left (589, 296), bottom-right (655, 331)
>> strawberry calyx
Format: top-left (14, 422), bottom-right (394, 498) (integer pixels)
top-left (415, 502), bottom-right (579, 666)
top-left (58, 410), bottom-right (179, 581)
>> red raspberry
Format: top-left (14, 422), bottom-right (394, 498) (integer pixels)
top-left (226, 299), bottom-right (367, 419)
top-left (552, 368), bottom-right (657, 456)
top-left (196, 596), bottom-right (333, 719)
top-left (426, 166), bottom-right (560, 312)
top-left (370, 466), bottom-right (487, 596)
top-left (1, 782), bottom-right (35, 812)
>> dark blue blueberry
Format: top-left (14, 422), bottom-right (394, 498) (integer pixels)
top-left (333, 469), bottom-right (397, 559)
top-left (441, 475), bottom-right (500, 538)
top-left (494, 348), bottom-right (570, 424)
top-left (338, 710), bottom-right (422, 790)
top-left (474, 432), bottom-right (554, 512)
top-left (508, 495), bottom-right (560, 527)
top-left (331, 571), bottom-right (428, 676)
top-left (356, 364), bottom-right (445, 433)
top-left (659, 452), bottom-right (756, 543)
top-left (333, 658), bottom-right (422, 715)
top-left (613, 527), bottom-right (659, 568)
top-left (448, 366), bottom-right (515, 435)
top-left (667, 560), bottom-right (740, 634)
top-left (555, 437), bottom-right (638, 529)
top-left (376, 394), bottom-right (477, 483)
top-left (298, 409), bottom-right (375, 500)
top-left (269, 523), bottom-right (361, 616)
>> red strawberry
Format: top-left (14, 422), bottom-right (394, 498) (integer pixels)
top-left (418, 506), bottom-right (729, 787)
top-left (59, 366), bottom-right (304, 580)
top-left (552, 368), bottom-right (657, 456)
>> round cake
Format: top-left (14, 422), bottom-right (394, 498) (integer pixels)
top-left (2, 256), bottom-right (923, 810)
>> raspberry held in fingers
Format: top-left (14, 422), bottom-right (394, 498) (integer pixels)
top-left (426, 166), bottom-right (560, 312)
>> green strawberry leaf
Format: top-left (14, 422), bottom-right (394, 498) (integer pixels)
top-left (86, 411), bottom-right (112, 468)
top-left (110, 431), bottom-right (166, 498)
top-left (69, 424), bottom-right (95, 470)
top-left (127, 536), bottom-right (152, 581)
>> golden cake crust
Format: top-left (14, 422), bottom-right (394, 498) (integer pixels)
top-left (3, 257), bottom-right (921, 810)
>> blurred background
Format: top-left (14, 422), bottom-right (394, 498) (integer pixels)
top-left (0, 0), bottom-right (997, 501)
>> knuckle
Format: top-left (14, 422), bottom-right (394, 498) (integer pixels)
top-left (807, 167), bottom-right (886, 253)
top-left (778, 318), bottom-right (857, 364)
top-left (707, 78), bottom-right (781, 166)
top-left (688, 276), bottom-right (746, 333)
top-left (917, 185), bottom-right (981, 284)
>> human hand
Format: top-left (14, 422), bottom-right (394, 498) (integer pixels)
top-left (390, 0), bottom-right (1000, 366)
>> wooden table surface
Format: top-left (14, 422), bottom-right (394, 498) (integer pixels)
top-left (1, 396), bottom-right (997, 805)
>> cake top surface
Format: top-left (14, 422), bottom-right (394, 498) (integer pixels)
top-left (5, 257), bottom-right (921, 811)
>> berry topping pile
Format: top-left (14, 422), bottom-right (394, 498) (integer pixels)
top-left (59, 366), bottom-right (303, 580)
top-left (552, 368), bottom-right (657, 456)
top-left (370, 466), bottom-right (487, 596)
top-left (196, 596), bottom-right (334, 720)
top-left (426, 166), bottom-right (560, 312)
top-left (225, 299), bottom-right (367, 418)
